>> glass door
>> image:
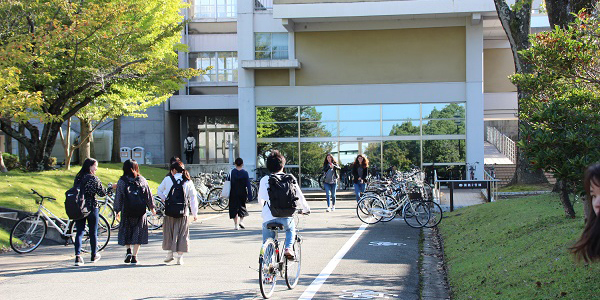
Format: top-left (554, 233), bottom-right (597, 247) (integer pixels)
top-left (198, 124), bottom-right (238, 164)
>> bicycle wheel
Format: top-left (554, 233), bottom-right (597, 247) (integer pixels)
top-left (249, 184), bottom-right (258, 203)
top-left (318, 174), bottom-right (325, 190)
top-left (356, 196), bottom-right (384, 225)
top-left (98, 200), bottom-right (117, 230)
top-left (69, 214), bottom-right (111, 253)
top-left (259, 239), bottom-right (278, 298)
top-left (285, 237), bottom-right (302, 289)
top-left (147, 197), bottom-right (165, 230)
top-left (379, 195), bottom-right (399, 223)
top-left (208, 188), bottom-right (229, 211)
top-left (402, 201), bottom-right (429, 228)
top-left (422, 201), bottom-right (443, 228)
top-left (10, 215), bottom-right (47, 254)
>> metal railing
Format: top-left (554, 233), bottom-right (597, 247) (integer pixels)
top-left (486, 126), bottom-right (517, 164)
top-left (482, 169), bottom-right (498, 202)
top-left (255, 0), bottom-right (273, 10)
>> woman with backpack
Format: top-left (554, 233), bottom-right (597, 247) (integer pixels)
top-left (229, 158), bottom-right (252, 230)
top-left (113, 159), bottom-right (156, 265)
top-left (156, 161), bottom-right (198, 265)
top-left (73, 158), bottom-right (116, 266)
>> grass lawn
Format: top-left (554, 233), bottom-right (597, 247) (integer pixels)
top-left (0, 227), bottom-right (10, 251)
top-left (439, 194), bottom-right (600, 299)
top-left (498, 183), bottom-right (554, 192)
top-left (0, 163), bottom-right (168, 219)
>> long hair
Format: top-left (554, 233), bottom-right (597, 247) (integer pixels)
top-left (571, 164), bottom-right (600, 262)
top-left (76, 158), bottom-right (97, 179)
top-left (323, 153), bottom-right (338, 166)
top-left (170, 161), bottom-right (192, 181)
top-left (122, 159), bottom-right (140, 178)
top-left (353, 154), bottom-right (369, 168)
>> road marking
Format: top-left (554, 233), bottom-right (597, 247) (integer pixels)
top-left (198, 214), bottom-right (222, 222)
top-left (368, 241), bottom-right (407, 247)
top-left (298, 224), bottom-right (369, 300)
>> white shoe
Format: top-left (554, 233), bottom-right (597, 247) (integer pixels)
top-left (164, 252), bottom-right (174, 263)
top-left (326, 207), bottom-right (331, 212)
top-left (332, 206), bottom-right (336, 211)
top-left (176, 255), bottom-right (184, 265)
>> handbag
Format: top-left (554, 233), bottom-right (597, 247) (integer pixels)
top-left (221, 170), bottom-right (232, 199)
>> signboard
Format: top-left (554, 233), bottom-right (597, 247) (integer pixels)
top-left (451, 181), bottom-right (488, 189)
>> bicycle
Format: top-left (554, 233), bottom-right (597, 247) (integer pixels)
top-left (10, 189), bottom-right (111, 254)
top-left (258, 212), bottom-right (307, 299)
top-left (147, 196), bottom-right (165, 230)
top-left (97, 184), bottom-right (117, 230)
top-left (193, 176), bottom-right (229, 211)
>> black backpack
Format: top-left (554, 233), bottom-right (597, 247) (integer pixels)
top-left (65, 177), bottom-right (90, 220)
top-left (123, 177), bottom-right (147, 218)
top-left (164, 175), bottom-right (188, 218)
top-left (267, 174), bottom-right (298, 217)
top-left (185, 138), bottom-right (194, 152)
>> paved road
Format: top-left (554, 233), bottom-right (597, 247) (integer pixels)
top-left (0, 200), bottom-right (420, 299)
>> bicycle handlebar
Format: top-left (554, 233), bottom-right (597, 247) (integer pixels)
top-left (31, 189), bottom-right (56, 201)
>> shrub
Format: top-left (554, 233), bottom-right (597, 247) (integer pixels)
top-left (1, 153), bottom-right (20, 170)
top-left (49, 157), bottom-right (57, 167)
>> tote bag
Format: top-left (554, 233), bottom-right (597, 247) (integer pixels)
top-left (221, 170), bottom-right (232, 199)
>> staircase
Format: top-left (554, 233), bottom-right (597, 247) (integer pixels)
top-left (485, 164), bottom-right (557, 187)
top-left (302, 189), bottom-right (357, 202)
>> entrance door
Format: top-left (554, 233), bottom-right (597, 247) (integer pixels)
top-left (197, 125), bottom-right (239, 164)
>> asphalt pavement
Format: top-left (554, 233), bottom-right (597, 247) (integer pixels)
top-left (0, 199), bottom-right (421, 299)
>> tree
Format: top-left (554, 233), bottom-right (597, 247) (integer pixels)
top-left (511, 12), bottom-right (600, 218)
top-left (494, 0), bottom-right (550, 185)
top-left (545, 0), bottom-right (597, 29)
top-left (111, 117), bottom-right (122, 163)
top-left (0, 152), bottom-right (7, 173)
top-left (0, 0), bottom-right (198, 170)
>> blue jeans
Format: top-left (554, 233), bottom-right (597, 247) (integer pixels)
top-left (262, 218), bottom-right (295, 249)
top-left (74, 207), bottom-right (99, 256)
top-left (354, 183), bottom-right (366, 202)
top-left (324, 182), bottom-right (337, 207)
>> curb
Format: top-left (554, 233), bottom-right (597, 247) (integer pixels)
top-left (420, 227), bottom-right (450, 299)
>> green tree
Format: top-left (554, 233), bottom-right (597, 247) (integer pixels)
top-left (0, 0), bottom-right (198, 170)
top-left (511, 12), bottom-right (600, 219)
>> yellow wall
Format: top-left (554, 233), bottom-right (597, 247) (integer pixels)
top-left (255, 69), bottom-right (290, 86)
top-left (484, 48), bottom-right (517, 93)
top-left (295, 27), bottom-right (466, 86)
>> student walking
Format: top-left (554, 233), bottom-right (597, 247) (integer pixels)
top-left (571, 163), bottom-right (600, 263)
top-left (322, 153), bottom-right (341, 212)
top-left (113, 159), bottom-right (156, 265)
top-left (229, 158), bottom-right (252, 230)
top-left (352, 154), bottom-right (369, 202)
top-left (157, 161), bottom-right (198, 265)
top-left (73, 158), bottom-right (115, 266)
top-left (258, 150), bottom-right (310, 259)
top-left (183, 132), bottom-right (196, 164)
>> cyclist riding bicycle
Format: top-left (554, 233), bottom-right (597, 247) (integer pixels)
top-left (258, 150), bottom-right (310, 259)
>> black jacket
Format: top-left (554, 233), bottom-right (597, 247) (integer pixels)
top-left (322, 163), bottom-right (341, 182)
top-left (351, 164), bottom-right (369, 184)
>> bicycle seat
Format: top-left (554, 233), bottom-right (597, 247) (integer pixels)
top-left (266, 223), bottom-right (284, 230)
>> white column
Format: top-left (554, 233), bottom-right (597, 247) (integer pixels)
top-left (465, 17), bottom-right (485, 179)
top-left (238, 0), bottom-right (257, 176)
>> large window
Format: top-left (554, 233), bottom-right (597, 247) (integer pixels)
top-left (189, 52), bottom-right (238, 83)
top-left (193, 0), bottom-right (237, 19)
top-left (255, 33), bottom-right (288, 60)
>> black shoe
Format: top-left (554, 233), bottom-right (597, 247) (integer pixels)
top-left (75, 256), bottom-right (84, 266)
top-left (130, 256), bottom-right (138, 265)
top-left (239, 224), bottom-right (245, 229)
top-left (125, 253), bottom-right (132, 263)
top-left (91, 253), bottom-right (101, 263)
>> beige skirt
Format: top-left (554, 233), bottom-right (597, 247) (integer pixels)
top-left (162, 216), bottom-right (190, 252)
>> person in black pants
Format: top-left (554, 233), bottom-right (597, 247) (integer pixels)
top-left (183, 132), bottom-right (195, 164)
top-left (229, 158), bottom-right (252, 230)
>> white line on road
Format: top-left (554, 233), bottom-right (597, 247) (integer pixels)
top-left (198, 214), bottom-right (222, 222)
top-left (298, 223), bottom-right (369, 300)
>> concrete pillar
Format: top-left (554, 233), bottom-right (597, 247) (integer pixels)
top-left (238, 0), bottom-right (257, 176)
top-left (465, 17), bottom-right (485, 179)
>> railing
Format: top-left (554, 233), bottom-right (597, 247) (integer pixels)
top-left (433, 170), bottom-right (441, 204)
top-left (255, 0), bottom-right (273, 10)
top-left (482, 169), bottom-right (498, 202)
top-left (486, 126), bottom-right (517, 164)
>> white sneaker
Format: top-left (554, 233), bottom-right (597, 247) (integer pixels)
top-left (176, 255), bottom-right (184, 265)
top-left (332, 206), bottom-right (336, 211)
top-left (326, 207), bottom-right (331, 212)
top-left (164, 252), bottom-right (174, 263)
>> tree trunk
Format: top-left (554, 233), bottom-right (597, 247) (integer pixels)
top-left (0, 152), bottom-right (7, 173)
top-left (17, 123), bottom-right (26, 162)
top-left (5, 120), bottom-right (12, 154)
top-left (546, 0), bottom-right (596, 29)
top-left (79, 117), bottom-right (92, 164)
top-left (557, 180), bottom-right (576, 218)
top-left (59, 118), bottom-right (74, 170)
top-left (111, 117), bottom-right (121, 163)
top-left (583, 194), bottom-right (593, 223)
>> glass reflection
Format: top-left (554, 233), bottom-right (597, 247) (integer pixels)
top-left (256, 106), bottom-right (298, 122)
top-left (339, 105), bottom-right (380, 121)
top-left (300, 122), bottom-right (336, 137)
top-left (422, 103), bottom-right (465, 119)
top-left (300, 142), bottom-right (335, 188)
top-left (383, 121), bottom-right (420, 136)
top-left (422, 139), bottom-right (465, 163)
top-left (422, 120), bottom-right (465, 135)
top-left (382, 140), bottom-right (421, 172)
top-left (257, 142), bottom-right (299, 167)
top-left (339, 121), bottom-right (380, 137)
top-left (257, 122), bottom-right (297, 138)
top-left (382, 104), bottom-right (420, 120)
top-left (300, 106), bottom-right (337, 121)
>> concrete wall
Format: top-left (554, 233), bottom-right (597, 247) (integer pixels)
top-left (295, 27), bottom-right (466, 86)
top-left (255, 69), bottom-right (290, 86)
top-left (484, 48), bottom-right (517, 93)
top-left (188, 22), bottom-right (237, 34)
top-left (121, 104), bottom-right (166, 164)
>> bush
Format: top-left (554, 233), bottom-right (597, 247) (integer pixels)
top-left (1, 153), bottom-right (20, 170)
top-left (49, 157), bottom-right (57, 167)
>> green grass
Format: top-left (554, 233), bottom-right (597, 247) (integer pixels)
top-left (0, 227), bottom-right (10, 251)
top-left (498, 183), bottom-right (554, 192)
top-left (0, 163), bottom-right (168, 219)
top-left (439, 194), bottom-right (600, 299)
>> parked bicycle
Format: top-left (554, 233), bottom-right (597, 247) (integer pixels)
top-left (192, 175), bottom-right (229, 211)
top-left (258, 212), bottom-right (307, 299)
top-left (10, 189), bottom-right (111, 254)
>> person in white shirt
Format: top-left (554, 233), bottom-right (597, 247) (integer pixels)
top-left (156, 161), bottom-right (198, 265)
top-left (183, 132), bottom-right (196, 164)
top-left (258, 150), bottom-right (310, 259)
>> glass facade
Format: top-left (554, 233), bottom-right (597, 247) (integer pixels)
top-left (189, 52), bottom-right (238, 83)
top-left (257, 103), bottom-right (466, 186)
top-left (255, 33), bottom-right (289, 60)
top-left (193, 0), bottom-right (237, 19)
